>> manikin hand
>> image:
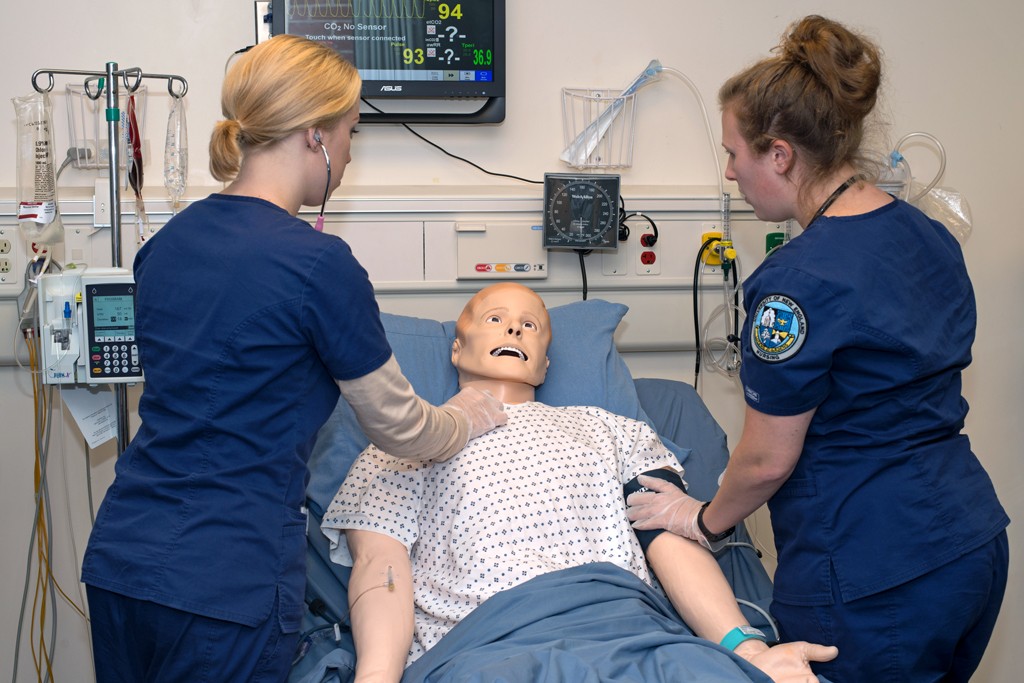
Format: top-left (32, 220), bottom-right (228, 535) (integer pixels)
top-left (737, 640), bottom-right (839, 683)
top-left (625, 474), bottom-right (717, 550)
top-left (443, 386), bottom-right (507, 441)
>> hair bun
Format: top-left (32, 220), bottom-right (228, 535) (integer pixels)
top-left (780, 15), bottom-right (881, 114)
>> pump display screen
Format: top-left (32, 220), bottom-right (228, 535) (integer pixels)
top-left (273, 0), bottom-right (504, 99)
top-left (91, 294), bottom-right (136, 340)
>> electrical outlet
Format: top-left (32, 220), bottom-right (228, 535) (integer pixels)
top-left (94, 178), bottom-right (111, 227)
top-left (635, 223), bottom-right (660, 275)
top-left (0, 226), bottom-right (19, 293)
top-left (700, 223), bottom-right (723, 266)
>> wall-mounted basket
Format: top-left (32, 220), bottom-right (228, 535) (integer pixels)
top-left (560, 87), bottom-right (638, 169)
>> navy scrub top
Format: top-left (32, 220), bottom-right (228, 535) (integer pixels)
top-left (740, 199), bottom-right (1008, 606)
top-left (82, 195), bottom-right (392, 631)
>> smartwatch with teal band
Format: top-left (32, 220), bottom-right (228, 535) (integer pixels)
top-left (720, 625), bottom-right (767, 651)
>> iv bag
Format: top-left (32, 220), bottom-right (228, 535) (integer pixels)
top-left (913, 183), bottom-right (973, 245)
top-left (164, 97), bottom-right (188, 212)
top-left (12, 92), bottom-right (64, 245)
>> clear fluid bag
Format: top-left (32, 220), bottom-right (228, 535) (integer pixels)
top-left (914, 184), bottom-right (973, 245)
top-left (164, 96), bottom-right (188, 213)
top-left (12, 92), bottom-right (64, 245)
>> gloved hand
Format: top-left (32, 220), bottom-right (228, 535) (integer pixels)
top-left (443, 386), bottom-right (507, 442)
top-left (742, 641), bottom-right (838, 683)
top-left (625, 474), bottom-right (719, 551)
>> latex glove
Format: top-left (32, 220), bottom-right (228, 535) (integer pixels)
top-left (741, 641), bottom-right (839, 683)
top-left (625, 474), bottom-right (715, 549)
top-left (443, 386), bottom-right (507, 442)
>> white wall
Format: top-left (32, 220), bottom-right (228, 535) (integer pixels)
top-left (1, 2), bottom-right (1020, 681)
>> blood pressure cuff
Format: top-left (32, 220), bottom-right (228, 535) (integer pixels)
top-left (624, 468), bottom-right (688, 552)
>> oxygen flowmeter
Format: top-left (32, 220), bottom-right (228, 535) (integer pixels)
top-left (38, 267), bottom-right (144, 385)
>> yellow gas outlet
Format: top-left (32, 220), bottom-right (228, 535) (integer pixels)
top-left (700, 231), bottom-right (723, 265)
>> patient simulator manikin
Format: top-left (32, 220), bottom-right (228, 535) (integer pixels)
top-left (322, 283), bottom-right (837, 683)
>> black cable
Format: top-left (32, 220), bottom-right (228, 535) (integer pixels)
top-left (693, 238), bottom-right (718, 385)
top-left (576, 249), bottom-right (591, 300)
top-left (617, 196), bottom-right (660, 245)
top-left (360, 99), bottom-right (542, 185)
top-left (225, 45), bottom-right (255, 74)
top-left (622, 211), bottom-right (658, 245)
top-left (730, 259), bottom-right (741, 357)
top-left (617, 197), bottom-right (630, 241)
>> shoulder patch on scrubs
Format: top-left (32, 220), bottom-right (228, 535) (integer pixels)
top-left (751, 294), bottom-right (807, 363)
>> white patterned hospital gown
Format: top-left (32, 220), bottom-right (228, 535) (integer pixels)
top-left (321, 401), bottom-right (682, 664)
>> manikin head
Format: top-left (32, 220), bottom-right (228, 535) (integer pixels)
top-left (451, 283), bottom-right (552, 405)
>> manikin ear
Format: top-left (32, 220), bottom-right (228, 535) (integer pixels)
top-left (451, 339), bottom-right (461, 365)
top-left (768, 138), bottom-right (796, 175)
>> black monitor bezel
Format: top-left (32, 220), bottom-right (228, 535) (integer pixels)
top-left (270, 0), bottom-right (505, 123)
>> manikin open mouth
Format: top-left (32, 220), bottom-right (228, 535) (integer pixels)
top-left (491, 346), bottom-right (528, 361)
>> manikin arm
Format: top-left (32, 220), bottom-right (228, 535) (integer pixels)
top-left (345, 529), bottom-right (415, 683)
top-left (644, 532), bottom-right (836, 681)
top-left (627, 405), bottom-right (814, 546)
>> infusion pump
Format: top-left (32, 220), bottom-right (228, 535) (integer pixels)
top-left (37, 267), bottom-right (144, 385)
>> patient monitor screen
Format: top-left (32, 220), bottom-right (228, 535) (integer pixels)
top-left (274, 0), bottom-right (503, 99)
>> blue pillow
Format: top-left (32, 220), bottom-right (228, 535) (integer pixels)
top-left (306, 299), bottom-right (668, 515)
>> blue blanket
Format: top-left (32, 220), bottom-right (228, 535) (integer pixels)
top-left (402, 562), bottom-right (800, 683)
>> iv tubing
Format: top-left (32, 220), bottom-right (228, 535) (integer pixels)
top-left (894, 131), bottom-right (946, 203)
top-left (659, 67), bottom-right (725, 201)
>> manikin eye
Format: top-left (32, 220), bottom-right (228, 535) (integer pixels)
top-left (486, 315), bottom-right (501, 324)
top-left (523, 321), bottom-right (537, 330)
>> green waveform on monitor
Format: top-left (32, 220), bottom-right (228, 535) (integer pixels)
top-left (289, 0), bottom-right (428, 20)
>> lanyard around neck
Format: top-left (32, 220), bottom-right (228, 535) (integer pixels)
top-left (807, 175), bottom-right (859, 227)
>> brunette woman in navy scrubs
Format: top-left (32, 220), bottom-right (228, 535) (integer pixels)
top-left (627, 16), bottom-right (1008, 682)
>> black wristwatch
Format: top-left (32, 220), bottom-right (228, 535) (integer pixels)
top-left (697, 501), bottom-right (735, 542)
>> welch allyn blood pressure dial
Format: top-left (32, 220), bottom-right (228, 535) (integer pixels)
top-left (542, 173), bottom-right (621, 250)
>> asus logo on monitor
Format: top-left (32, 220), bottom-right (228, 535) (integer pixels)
top-left (380, 85), bottom-right (403, 92)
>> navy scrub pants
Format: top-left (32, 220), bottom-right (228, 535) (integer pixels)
top-left (772, 530), bottom-right (1009, 683)
top-left (86, 584), bottom-right (300, 683)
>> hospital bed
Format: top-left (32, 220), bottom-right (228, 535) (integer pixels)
top-left (292, 299), bottom-right (793, 683)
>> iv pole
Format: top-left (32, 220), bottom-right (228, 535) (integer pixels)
top-left (31, 63), bottom-right (188, 455)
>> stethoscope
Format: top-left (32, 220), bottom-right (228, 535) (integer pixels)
top-left (314, 131), bottom-right (330, 232)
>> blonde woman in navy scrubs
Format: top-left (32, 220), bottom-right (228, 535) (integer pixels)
top-left (626, 16), bottom-right (1008, 683)
top-left (81, 35), bottom-right (504, 682)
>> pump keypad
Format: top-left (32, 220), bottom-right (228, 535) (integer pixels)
top-left (90, 336), bottom-right (142, 378)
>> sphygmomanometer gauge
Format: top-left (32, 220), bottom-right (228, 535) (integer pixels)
top-left (542, 173), bottom-right (621, 251)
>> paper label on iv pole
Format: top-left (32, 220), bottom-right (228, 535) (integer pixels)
top-left (59, 385), bottom-right (120, 449)
top-left (18, 200), bottom-right (56, 224)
